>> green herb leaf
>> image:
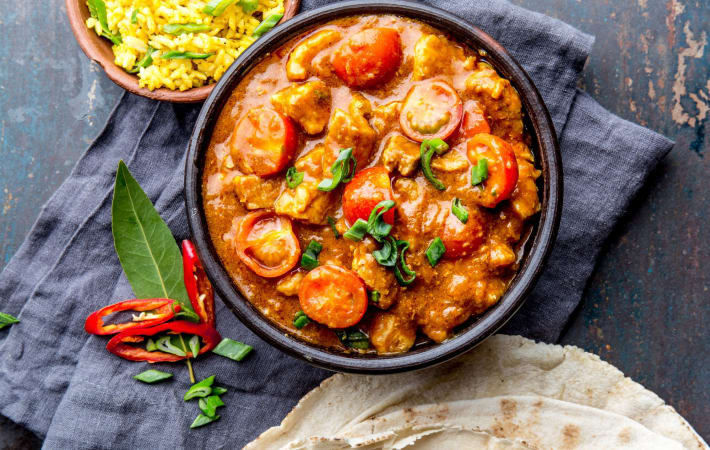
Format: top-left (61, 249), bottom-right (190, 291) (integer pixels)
top-left (471, 158), bottom-right (488, 186)
top-left (451, 198), bottom-right (468, 223)
top-left (184, 375), bottom-right (215, 401)
top-left (318, 148), bottom-right (356, 192)
top-left (369, 290), bottom-right (380, 304)
top-left (161, 50), bottom-right (214, 60)
top-left (327, 216), bottom-right (340, 239)
top-left (0, 312), bottom-right (19, 330)
top-left (163, 23), bottom-right (211, 35)
top-left (189, 335), bottom-right (201, 357)
top-left (111, 161), bottom-right (198, 321)
top-left (199, 395), bottom-right (225, 417)
top-left (145, 338), bottom-right (158, 352)
top-left (372, 236), bottom-right (397, 267)
top-left (394, 240), bottom-right (416, 286)
top-left (190, 413), bottom-right (220, 429)
top-left (343, 219), bottom-right (368, 241)
top-left (133, 369), bottom-right (173, 384)
top-left (212, 338), bottom-right (253, 361)
top-left (239, 0), bottom-right (259, 13)
top-left (420, 139), bottom-right (449, 191)
top-left (130, 9), bottom-right (138, 24)
top-left (285, 167), bottom-right (304, 189)
top-left (293, 310), bottom-right (310, 329)
top-left (425, 238), bottom-right (446, 267)
top-left (212, 386), bottom-right (228, 395)
top-left (203, 0), bottom-right (236, 16)
top-left (335, 330), bottom-right (370, 349)
top-left (252, 12), bottom-right (283, 37)
top-left (366, 200), bottom-right (395, 242)
top-left (156, 336), bottom-right (186, 357)
top-left (300, 240), bottom-right (322, 270)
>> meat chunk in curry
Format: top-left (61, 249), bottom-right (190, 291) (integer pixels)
top-left (202, 15), bottom-right (541, 355)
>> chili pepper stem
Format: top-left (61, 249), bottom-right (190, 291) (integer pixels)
top-left (177, 333), bottom-right (196, 384)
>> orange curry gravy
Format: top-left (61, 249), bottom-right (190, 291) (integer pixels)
top-left (202, 15), bottom-right (541, 354)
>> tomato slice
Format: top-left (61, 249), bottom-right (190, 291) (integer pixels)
top-left (466, 133), bottom-right (519, 208)
top-left (442, 207), bottom-right (485, 258)
top-left (230, 107), bottom-right (297, 177)
top-left (332, 28), bottom-right (402, 89)
top-left (235, 211), bottom-right (300, 278)
top-left (342, 167), bottom-right (394, 226)
top-left (400, 80), bottom-right (463, 142)
top-left (299, 264), bottom-right (367, 329)
top-left (461, 100), bottom-right (491, 138)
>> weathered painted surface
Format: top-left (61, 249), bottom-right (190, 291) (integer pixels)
top-left (0, 0), bottom-right (707, 446)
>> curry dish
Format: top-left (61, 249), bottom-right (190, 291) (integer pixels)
top-left (202, 14), bottom-right (541, 354)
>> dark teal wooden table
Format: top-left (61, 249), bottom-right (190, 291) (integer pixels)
top-left (0, 0), bottom-right (707, 446)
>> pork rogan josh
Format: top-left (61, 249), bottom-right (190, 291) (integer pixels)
top-left (202, 15), bottom-right (541, 354)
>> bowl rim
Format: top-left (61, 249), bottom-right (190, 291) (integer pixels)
top-left (185, 0), bottom-right (563, 374)
top-left (65, 0), bottom-right (301, 103)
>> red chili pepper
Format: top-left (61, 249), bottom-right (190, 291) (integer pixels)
top-left (84, 298), bottom-right (179, 335)
top-left (182, 240), bottom-right (215, 327)
top-left (106, 321), bottom-right (222, 363)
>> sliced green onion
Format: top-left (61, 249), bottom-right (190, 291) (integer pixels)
top-left (0, 312), bottom-right (19, 330)
top-left (343, 219), bottom-right (368, 241)
top-left (285, 167), bottom-right (304, 189)
top-left (145, 338), bottom-right (158, 352)
top-left (327, 216), bottom-right (340, 239)
top-left (420, 139), bottom-right (449, 191)
top-left (369, 290), bottom-right (380, 304)
top-left (335, 330), bottom-right (370, 349)
top-left (366, 200), bottom-right (395, 242)
top-left (156, 335), bottom-right (186, 357)
top-left (239, 0), bottom-right (259, 13)
top-left (133, 369), bottom-right (172, 384)
top-left (425, 237), bottom-right (446, 267)
top-left (471, 158), bottom-right (489, 186)
top-left (373, 236), bottom-right (397, 267)
top-left (184, 375), bottom-right (215, 401)
top-left (293, 310), bottom-right (310, 329)
top-left (212, 338), bottom-right (253, 361)
top-left (163, 23), bottom-right (211, 35)
top-left (318, 148), bottom-right (356, 192)
top-left (130, 9), bottom-right (138, 24)
top-left (188, 335), bottom-right (200, 357)
top-left (198, 395), bottom-right (225, 418)
top-left (87, 0), bottom-right (122, 45)
top-left (203, 0), bottom-right (236, 16)
top-left (394, 240), bottom-right (416, 286)
top-left (190, 413), bottom-right (220, 429)
top-left (127, 46), bottom-right (155, 73)
top-left (211, 386), bottom-right (228, 395)
top-left (161, 50), bottom-right (214, 60)
top-left (451, 198), bottom-right (469, 223)
top-left (301, 240), bottom-right (323, 270)
top-left (253, 12), bottom-right (283, 37)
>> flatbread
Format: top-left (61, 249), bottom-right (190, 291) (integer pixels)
top-left (248, 335), bottom-right (706, 449)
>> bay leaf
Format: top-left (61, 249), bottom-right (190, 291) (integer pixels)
top-left (111, 161), bottom-right (198, 321)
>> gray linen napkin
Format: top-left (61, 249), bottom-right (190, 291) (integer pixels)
top-left (0, 0), bottom-right (673, 448)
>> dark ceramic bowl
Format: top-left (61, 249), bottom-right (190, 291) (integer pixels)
top-left (185, 0), bottom-right (562, 374)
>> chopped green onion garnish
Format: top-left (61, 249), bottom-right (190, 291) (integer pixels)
top-left (198, 395), bottom-right (225, 418)
top-left (184, 375), bottom-right (215, 401)
top-left (130, 9), bottom-right (138, 24)
top-left (373, 236), bottom-right (397, 267)
top-left (161, 50), bottom-right (214, 60)
top-left (369, 290), bottom-right (381, 304)
top-left (293, 310), bottom-right (310, 329)
top-left (343, 219), bottom-right (368, 241)
top-left (301, 240), bottom-right (323, 270)
top-left (318, 148), bottom-right (356, 192)
top-left (163, 23), bottom-right (211, 35)
top-left (420, 139), bottom-right (449, 191)
top-left (134, 369), bottom-right (173, 384)
top-left (336, 330), bottom-right (370, 349)
top-left (471, 158), bottom-right (488, 186)
top-left (212, 338), bottom-right (253, 361)
top-left (239, 0), bottom-right (259, 13)
top-left (366, 200), bottom-right (395, 242)
top-left (0, 312), bottom-right (19, 330)
top-left (203, 0), bottom-right (236, 16)
top-left (188, 335), bottom-right (200, 357)
top-left (87, 0), bottom-right (122, 45)
top-left (425, 237), bottom-right (446, 267)
top-left (156, 335), bottom-right (186, 357)
top-left (190, 413), bottom-right (220, 429)
top-left (285, 167), bottom-right (304, 189)
top-left (211, 386), bottom-right (228, 395)
top-left (394, 240), bottom-right (416, 286)
top-left (327, 216), bottom-right (340, 239)
top-left (451, 198), bottom-right (468, 224)
top-left (127, 46), bottom-right (156, 73)
top-left (253, 12), bottom-right (283, 38)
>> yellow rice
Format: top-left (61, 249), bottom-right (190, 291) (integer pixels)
top-left (86, 0), bottom-right (285, 91)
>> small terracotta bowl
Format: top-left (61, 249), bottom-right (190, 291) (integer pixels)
top-left (65, 0), bottom-right (301, 103)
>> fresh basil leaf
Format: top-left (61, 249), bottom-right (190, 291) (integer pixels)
top-left (134, 369), bottom-right (173, 384)
top-left (190, 413), bottom-right (220, 428)
top-left (212, 338), bottom-right (253, 361)
top-left (111, 161), bottom-right (198, 321)
top-left (0, 312), bottom-right (19, 330)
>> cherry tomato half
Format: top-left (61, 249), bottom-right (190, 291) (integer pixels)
top-left (400, 80), bottom-right (463, 142)
top-left (461, 100), bottom-right (491, 138)
top-left (299, 264), bottom-right (368, 329)
top-left (230, 107), bottom-right (297, 177)
top-left (235, 211), bottom-right (300, 278)
top-left (467, 133), bottom-right (519, 208)
top-left (332, 28), bottom-right (403, 89)
top-left (442, 207), bottom-right (485, 258)
top-left (342, 166), bottom-right (394, 226)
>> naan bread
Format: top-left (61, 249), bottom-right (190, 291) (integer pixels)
top-left (248, 335), bottom-right (706, 449)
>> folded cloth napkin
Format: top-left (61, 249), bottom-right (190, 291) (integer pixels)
top-left (0, 0), bottom-right (673, 448)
